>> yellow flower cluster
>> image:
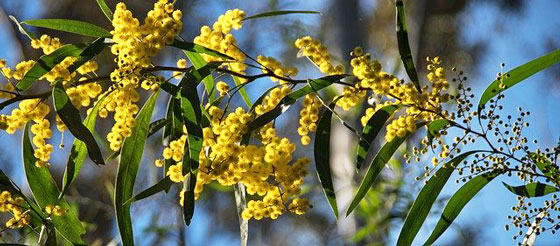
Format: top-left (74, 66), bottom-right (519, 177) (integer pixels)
top-left (173, 59), bottom-right (187, 79)
top-left (2, 60), bottom-right (35, 81)
top-left (0, 191), bottom-right (30, 228)
top-left (346, 47), bottom-right (452, 141)
top-left (216, 81), bottom-right (229, 97)
top-left (44, 204), bottom-right (66, 217)
top-left (31, 34), bottom-right (62, 55)
top-left (193, 9), bottom-right (247, 79)
top-left (163, 134), bottom-right (188, 183)
top-left (257, 55), bottom-right (298, 85)
top-left (294, 36), bottom-right (344, 75)
top-left (298, 94), bottom-right (320, 145)
top-left (288, 197), bottom-right (311, 215)
top-left (102, 88), bottom-right (140, 151)
top-left (110, 0), bottom-right (182, 87)
top-left (31, 119), bottom-right (53, 167)
top-left (107, 0), bottom-right (182, 151)
top-left (65, 79), bottom-right (103, 109)
top-left (253, 86), bottom-right (292, 116)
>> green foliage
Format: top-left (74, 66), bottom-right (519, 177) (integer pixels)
top-left (478, 48), bottom-right (560, 110)
top-left (347, 122), bottom-right (427, 216)
top-left (53, 82), bottom-right (104, 165)
top-left (115, 91), bottom-right (160, 246)
top-left (314, 100), bottom-right (339, 219)
top-left (23, 19), bottom-right (111, 38)
top-left (356, 104), bottom-right (400, 169)
top-left (395, 0), bottom-right (421, 92)
top-left (503, 182), bottom-right (560, 198)
top-left (397, 151), bottom-right (479, 246)
top-left (243, 10), bottom-right (320, 21)
top-left (22, 123), bottom-right (86, 245)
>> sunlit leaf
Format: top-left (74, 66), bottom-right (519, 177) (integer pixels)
top-left (23, 19), bottom-right (111, 37)
top-left (503, 182), bottom-right (560, 198)
top-left (124, 178), bottom-right (173, 205)
top-left (395, 0), bottom-right (421, 92)
top-left (232, 75), bottom-right (253, 108)
top-left (96, 0), bottom-right (113, 21)
top-left (22, 123), bottom-right (86, 244)
top-left (424, 171), bottom-right (501, 245)
top-left (478, 48), bottom-right (560, 110)
top-left (184, 51), bottom-right (217, 100)
top-left (314, 100), bottom-right (340, 219)
top-left (396, 151), bottom-right (479, 246)
top-left (53, 83), bottom-right (104, 165)
top-left (243, 10), bottom-right (320, 21)
top-left (356, 104), bottom-right (400, 169)
top-left (115, 91), bottom-right (160, 246)
top-left (347, 122), bottom-right (427, 216)
top-left (147, 118), bottom-right (171, 138)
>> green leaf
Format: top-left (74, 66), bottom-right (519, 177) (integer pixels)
top-left (232, 75), bottom-right (253, 108)
top-left (17, 38), bottom-right (108, 91)
top-left (346, 122), bottom-right (427, 216)
top-left (503, 182), bottom-right (560, 198)
top-left (162, 97), bottom-right (184, 191)
top-left (171, 40), bottom-right (233, 60)
top-left (248, 75), bottom-right (345, 131)
top-left (356, 104), bottom-right (400, 169)
top-left (396, 151), bottom-right (479, 246)
top-left (22, 19), bottom-right (111, 38)
top-left (424, 171), bottom-right (501, 245)
top-left (176, 74), bottom-right (204, 226)
top-left (53, 83), bottom-right (104, 165)
top-left (60, 93), bottom-right (108, 198)
top-left (426, 119), bottom-right (450, 146)
top-left (147, 118), bottom-right (171, 138)
top-left (478, 48), bottom-right (560, 110)
top-left (184, 52), bottom-right (216, 100)
top-left (115, 91), bottom-right (160, 246)
top-left (124, 178), bottom-right (173, 205)
top-left (0, 169), bottom-right (44, 220)
top-left (243, 10), bottom-right (320, 21)
top-left (314, 100), bottom-right (339, 219)
top-left (96, 0), bottom-right (113, 21)
top-left (9, 15), bottom-right (37, 40)
top-left (395, 0), bottom-right (421, 93)
top-left (45, 222), bottom-right (57, 246)
top-left (22, 123), bottom-right (86, 245)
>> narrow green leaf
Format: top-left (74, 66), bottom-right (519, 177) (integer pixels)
top-left (163, 96), bottom-right (184, 192)
top-left (396, 151), bottom-right (479, 246)
top-left (22, 19), bottom-right (111, 38)
top-left (22, 123), bottom-right (86, 244)
top-left (314, 100), bottom-right (339, 219)
top-left (232, 75), bottom-right (253, 108)
top-left (503, 182), bottom-right (560, 198)
top-left (124, 178), bottom-right (173, 205)
top-left (0, 169), bottom-right (44, 220)
top-left (17, 38), bottom-right (108, 91)
top-left (45, 222), bottom-right (57, 246)
top-left (243, 10), bottom-right (320, 21)
top-left (347, 122), bottom-right (427, 216)
top-left (171, 40), bottom-right (233, 60)
top-left (426, 119), bottom-right (450, 146)
top-left (424, 171), bottom-right (501, 245)
top-left (53, 83), bottom-right (104, 165)
top-left (185, 51), bottom-right (216, 100)
top-left (248, 75), bottom-right (345, 131)
top-left (147, 118), bottom-right (171, 138)
top-left (9, 15), bottom-right (37, 40)
top-left (395, 0), bottom-right (421, 93)
top-left (115, 91), bottom-right (160, 246)
top-left (478, 48), bottom-right (560, 110)
top-left (356, 104), bottom-right (400, 169)
top-left (96, 0), bottom-right (113, 21)
top-left (60, 93), bottom-right (108, 198)
top-left (177, 74), bottom-right (204, 226)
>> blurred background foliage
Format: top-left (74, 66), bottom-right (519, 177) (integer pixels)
top-left (0, 0), bottom-right (558, 245)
